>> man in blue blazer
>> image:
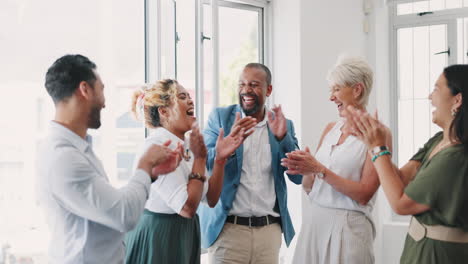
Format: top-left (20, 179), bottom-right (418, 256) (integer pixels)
top-left (198, 63), bottom-right (302, 263)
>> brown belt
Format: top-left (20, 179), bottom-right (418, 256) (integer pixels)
top-left (408, 217), bottom-right (468, 243)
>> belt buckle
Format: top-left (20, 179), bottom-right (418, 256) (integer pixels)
top-left (249, 217), bottom-right (252, 227)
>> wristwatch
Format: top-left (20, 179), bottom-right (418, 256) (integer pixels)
top-left (315, 167), bottom-right (326, 179)
top-left (371, 146), bottom-right (388, 156)
top-left (315, 172), bottom-right (325, 179)
top-left (188, 172), bottom-right (206, 183)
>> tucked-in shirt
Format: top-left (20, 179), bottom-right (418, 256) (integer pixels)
top-left (36, 121), bottom-right (151, 264)
top-left (229, 110), bottom-right (279, 217)
top-left (136, 127), bottom-right (209, 214)
top-left (309, 119), bottom-right (376, 219)
top-left (400, 132), bottom-right (468, 264)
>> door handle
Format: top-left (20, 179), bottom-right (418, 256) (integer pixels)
top-left (434, 48), bottom-right (450, 56)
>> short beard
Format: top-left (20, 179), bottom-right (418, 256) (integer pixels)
top-left (88, 105), bottom-right (102, 129)
top-left (239, 93), bottom-right (261, 116)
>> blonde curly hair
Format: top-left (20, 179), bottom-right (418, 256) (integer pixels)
top-left (131, 79), bottom-right (179, 128)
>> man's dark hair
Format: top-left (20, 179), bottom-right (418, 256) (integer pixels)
top-left (244, 62), bottom-right (272, 86)
top-left (45, 54), bottom-right (97, 104)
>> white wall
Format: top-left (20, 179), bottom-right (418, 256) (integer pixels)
top-left (271, 0), bottom-right (302, 262)
top-left (271, 1), bottom-right (406, 263)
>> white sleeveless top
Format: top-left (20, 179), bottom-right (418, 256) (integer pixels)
top-left (308, 119), bottom-right (376, 218)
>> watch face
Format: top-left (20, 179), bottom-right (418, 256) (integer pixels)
top-left (372, 146), bottom-right (387, 155)
top-left (316, 172), bottom-right (325, 179)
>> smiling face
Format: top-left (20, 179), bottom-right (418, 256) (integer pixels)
top-left (429, 73), bottom-right (458, 129)
top-left (238, 67), bottom-right (272, 117)
top-left (329, 84), bottom-right (361, 117)
top-left (164, 85), bottom-right (196, 136)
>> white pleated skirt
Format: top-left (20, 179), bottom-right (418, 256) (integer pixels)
top-left (292, 196), bottom-right (375, 264)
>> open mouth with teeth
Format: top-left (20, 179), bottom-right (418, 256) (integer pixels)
top-left (186, 108), bottom-right (195, 117)
top-left (241, 94), bottom-right (258, 108)
top-left (336, 103), bottom-right (343, 111)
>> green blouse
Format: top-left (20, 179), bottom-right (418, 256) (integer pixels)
top-left (400, 132), bottom-right (468, 264)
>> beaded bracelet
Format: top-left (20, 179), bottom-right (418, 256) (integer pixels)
top-left (372, 150), bottom-right (392, 163)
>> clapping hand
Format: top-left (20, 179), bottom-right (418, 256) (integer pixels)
top-left (345, 106), bottom-right (388, 149)
top-left (231, 112), bottom-right (257, 140)
top-left (189, 122), bottom-right (208, 159)
top-left (267, 105), bottom-right (287, 140)
top-left (215, 125), bottom-right (244, 161)
top-left (139, 140), bottom-right (183, 181)
top-left (281, 147), bottom-right (325, 175)
top-left (151, 141), bottom-right (183, 177)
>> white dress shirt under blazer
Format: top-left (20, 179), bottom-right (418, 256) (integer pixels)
top-left (36, 121), bottom-right (152, 264)
top-left (229, 110), bottom-right (279, 217)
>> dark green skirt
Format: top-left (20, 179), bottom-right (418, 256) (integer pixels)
top-left (124, 210), bottom-right (201, 264)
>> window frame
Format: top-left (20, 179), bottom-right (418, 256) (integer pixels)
top-left (389, 2), bottom-right (468, 221)
top-left (144, 0), bottom-right (270, 128)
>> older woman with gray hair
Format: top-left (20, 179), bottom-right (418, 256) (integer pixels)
top-left (282, 56), bottom-right (385, 264)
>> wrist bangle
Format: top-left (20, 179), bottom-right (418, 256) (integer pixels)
top-left (188, 172), bottom-right (206, 182)
top-left (215, 157), bottom-right (227, 165)
top-left (372, 150), bottom-right (391, 162)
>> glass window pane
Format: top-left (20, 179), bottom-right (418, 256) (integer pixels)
top-left (413, 99), bottom-right (431, 151)
top-left (161, 0), bottom-right (176, 78)
top-left (398, 28), bottom-right (414, 100)
top-left (0, 0), bottom-right (145, 261)
top-left (413, 26), bottom-right (430, 99)
top-left (397, 3), bottom-right (414, 15)
top-left (396, 23), bottom-right (448, 167)
top-left (398, 0), bottom-right (468, 15)
top-left (429, 25), bottom-right (448, 93)
top-left (430, 0), bottom-right (445, 11)
top-left (446, 0), bottom-right (463, 9)
top-left (413, 1), bottom-right (430, 13)
top-left (218, 6), bottom-right (260, 107)
top-left (398, 100), bottom-right (415, 167)
top-left (176, 0), bottom-right (197, 110)
top-left (202, 3), bottom-right (215, 127)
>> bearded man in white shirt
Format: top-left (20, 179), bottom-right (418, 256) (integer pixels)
top-left (36, 54), bottom-right (182, 264)
top-left (198, 63), bottom-right (302, 264)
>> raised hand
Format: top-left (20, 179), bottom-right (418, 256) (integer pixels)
top-left (189, 122), bottom-right (208, 159)
top-left (151, 142), bottom-right (183, 177)
top-left (267, 104), bottom-right (287, 140)
top-left (230, 112), bottom-right (257, 140)
top-left (346, 106), bottom-right (387, 149)
top-left (138, 140), bottom-right (182, 181)
top-left (215, 126), bottom-right (244, 161)
top-left (281, 147), bottom-right (325, 175)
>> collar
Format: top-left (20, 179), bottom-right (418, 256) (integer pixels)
top-left (149, 127), bottom-right (184, 146)
top-left (49, 121), bottom-right (92, 153)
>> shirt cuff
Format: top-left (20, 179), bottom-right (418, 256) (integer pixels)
top-left (132, 169), bottom-right (152, 197)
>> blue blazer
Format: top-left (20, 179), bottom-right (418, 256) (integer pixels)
top-left (198, 104), bottom-right (302, 248)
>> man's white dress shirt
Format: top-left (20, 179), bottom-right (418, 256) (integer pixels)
top-left (229, 110), bottom-right (279, 217)
top-left (36, 121), bottom-right (152, 264)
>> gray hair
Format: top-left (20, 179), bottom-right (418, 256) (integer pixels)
top-left (327, 55), bottom-right (373, 107)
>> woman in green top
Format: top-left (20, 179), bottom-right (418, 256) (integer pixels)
top-left (347, 64), bottom-right (468, 263)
